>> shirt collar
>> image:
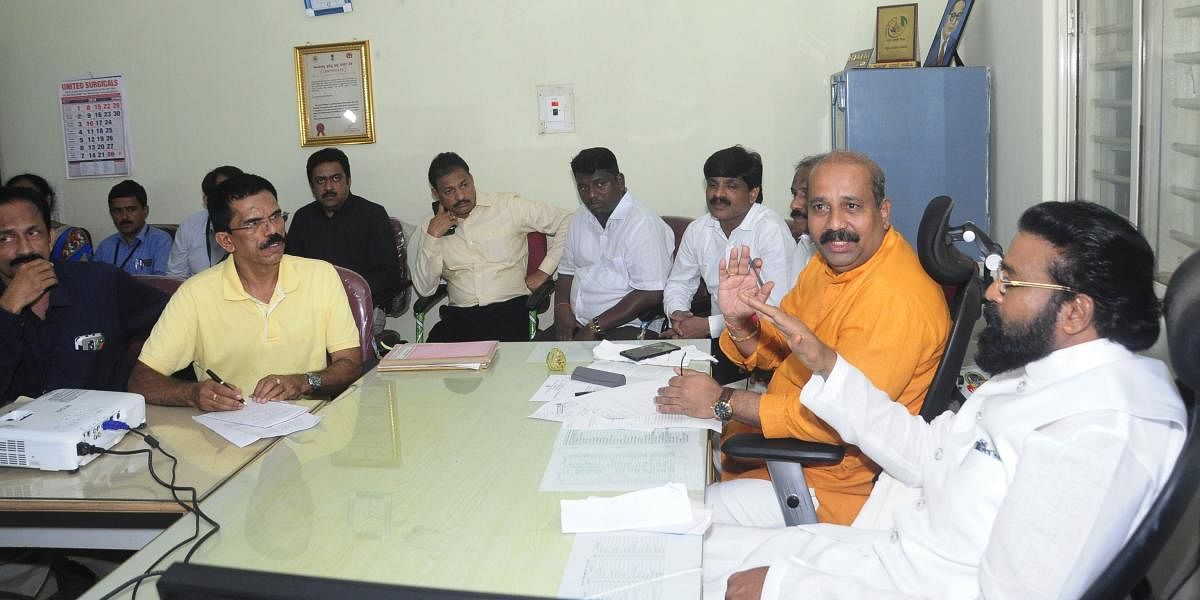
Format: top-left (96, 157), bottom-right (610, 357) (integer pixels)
top-left (1021, 338), bottom-right (1133, 385)
top-left (220, 255), bottom-right (300, 301)
top-left (583, 191), bottom-right (634, 228)
top-left (702, 202), bottom-right (766, 234)
top-left (122, 224), bottom-right (150, 245)
top-left (474, 193), bottom-right (495, 208)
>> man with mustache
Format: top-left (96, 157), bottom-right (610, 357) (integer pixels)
top-left (662, 146), bottom-right (794, 383)
top-left (787, 154), bottom-right (821, 285)
top-left (129, 174), bottom-right (362, 411)
top-left (0, 186), bottom-right (167, 406)
top-left (413, 152), bottom-right (571, 342)
top-left (655, 151), bottom-right (949, 526)
top-left (286, 149), bottom-right (405, 330)
top-left (704, 201), bottom-right (1183, 600)
top-left (95, 179), bottom-right (172, 275)
top-left (553, 147), bottom-right (675, 340)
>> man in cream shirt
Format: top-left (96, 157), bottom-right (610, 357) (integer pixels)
top-left (412, 152), bottom-right (571, 342)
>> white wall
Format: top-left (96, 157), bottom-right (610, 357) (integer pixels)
top-left (0, 0), bottom-right (946, 334)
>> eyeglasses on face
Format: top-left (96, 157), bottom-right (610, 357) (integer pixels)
top-left (228, 211), bottom-right (289, 233)
top-left (994, 273), bottom-right (1078, 296)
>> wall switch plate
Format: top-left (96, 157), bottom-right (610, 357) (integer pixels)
top-left (537, 84), bottom-right (575, 134)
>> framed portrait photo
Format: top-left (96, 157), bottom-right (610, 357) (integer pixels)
top-left (294, 40), bottom-right (376, 146)
top-left (925, 0), bottom-right (975, 67)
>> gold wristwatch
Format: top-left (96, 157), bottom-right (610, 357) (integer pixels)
top-left (713, 388), bottom-right (734, 422)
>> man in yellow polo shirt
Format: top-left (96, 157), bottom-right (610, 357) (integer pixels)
top-left (129, 173), bottom-right (362, 411)
top-left (655, 151), bottom-right (949, 526)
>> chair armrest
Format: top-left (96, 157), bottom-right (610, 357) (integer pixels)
top-left (722, 433), bottom-right (845, 466)
top-left (526, 279), bottom-right (555, 311)
top-left (413, 284), bottom-right (448, 315)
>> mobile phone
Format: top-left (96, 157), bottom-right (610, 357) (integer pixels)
top-left (619, 342), bottom-right (680, 362)
top-left (431, 201), bottom-right (456, 236)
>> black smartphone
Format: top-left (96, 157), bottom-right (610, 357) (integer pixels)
top-left (431, 201), bottom-right (456, 236)
top-left (618, 341), bottom-right (680, 362)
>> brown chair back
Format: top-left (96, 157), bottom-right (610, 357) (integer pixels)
top-left (335, 266), bottom-right (376, 365)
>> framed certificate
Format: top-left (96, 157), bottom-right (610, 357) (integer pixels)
top-left (294, 40), bottom-right (376, 146)
top-left (874, 4), bottom-right (919, 64)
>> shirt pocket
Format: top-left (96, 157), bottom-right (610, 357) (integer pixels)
top-left (592, 254), bottom-right (631, 290)
top-left (478, 234), bottom-right (522, 264)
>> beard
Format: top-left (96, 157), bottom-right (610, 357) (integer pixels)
top-left (974, 299), bottom-right (1060, 376)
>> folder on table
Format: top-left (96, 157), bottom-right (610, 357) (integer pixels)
top-left (376, 340), bottom-right (499, 372)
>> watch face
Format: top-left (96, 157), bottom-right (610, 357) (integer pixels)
top-left (714, 401), bottom-right (733, 422)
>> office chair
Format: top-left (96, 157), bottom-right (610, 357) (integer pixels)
top-left (130, 274), bottom-right (194, 380)
top-left (334, 266), bottom-right (377, 370)
top-left (149, 223), bottom-right (179, 240)
top-left (412, 232), bottom-right (554, 342)
top-left (637, 216), bottom-right (711, 335)
top-left (1079, 249), bottom-right (1200, 600)
top-left (721, 195), bottom-right (985, 525)
top-left (382, 217), bottom-right (413, 319)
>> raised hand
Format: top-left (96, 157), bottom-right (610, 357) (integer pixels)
top-left (427, 204), bottom-right (458, 237)
top-left (739, 290), bottom-right (836, 378)
top-left (0, 258), bottom-right (57, 315)
top-left (717, 245), bottom-right (773, 328)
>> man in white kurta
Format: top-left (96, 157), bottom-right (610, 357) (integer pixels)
top-left (701, 201), bottom-right (1187, 600)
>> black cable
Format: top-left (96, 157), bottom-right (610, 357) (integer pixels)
top-left (93, 570), bottom-right (167, 600)
top-left (80, 440), bottom-right (221, 598)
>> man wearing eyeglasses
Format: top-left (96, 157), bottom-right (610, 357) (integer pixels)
top-left (129, 173), bottom-right (362, 411)
top-left (286, 148), bottom-right (405, 327)
top-left (703, 201), bottom-right (1184, 600)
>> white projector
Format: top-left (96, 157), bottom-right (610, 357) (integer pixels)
top-left (0, 389), bottom-right (146, 471)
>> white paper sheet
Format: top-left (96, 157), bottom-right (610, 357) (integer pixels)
top-left (561, 483), bottom-right (693, 533)
top-left (539, 428), bottom-right (706, 492)
top-left (557, 532), bottom-right (702, 600)
top-left (529, 374), bottom-right (604, 402)
top-left (198, 400), bottom-right (308, 428)
top-left (193, 412), bottom-right (322, 448)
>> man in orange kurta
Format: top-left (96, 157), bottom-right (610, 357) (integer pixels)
top-left (655, 151), bottom-right (949, 525)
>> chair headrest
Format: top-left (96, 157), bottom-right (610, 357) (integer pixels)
top-left (917, 196), bottom-right (978, 286)
top-left (1165, 250), bottom-right (1200, 392)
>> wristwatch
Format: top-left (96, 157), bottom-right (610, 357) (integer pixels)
top-left (304, 372), bottom-right (323, 394)
top-left (713, 388), bottom-right (734, 422)
top-left (588, 317), bottom-right (603, 335)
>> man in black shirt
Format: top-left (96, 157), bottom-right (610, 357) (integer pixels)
top-left (0, 186), bottom-right (167, 405)
top-left (286, 148), bottom-right (406, 324)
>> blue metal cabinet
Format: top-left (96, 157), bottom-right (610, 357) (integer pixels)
top-left (831, 67), bottom-right (991, 245)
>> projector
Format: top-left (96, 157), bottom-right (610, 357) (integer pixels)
top-left (0, 389), bottom-right (146, 471)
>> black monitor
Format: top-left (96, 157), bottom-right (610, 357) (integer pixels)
top-left (157, 563), bottom-right (560, 600)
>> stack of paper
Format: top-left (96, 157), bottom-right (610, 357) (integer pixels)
top-left (376, 340), bottom-right (499, 372)
top-left (527, 363), bottom-right (722, 433)
top-left (193, 401), bottom-right (321, 448)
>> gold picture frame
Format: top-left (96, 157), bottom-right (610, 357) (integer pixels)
top-left (874, 4), bottom-right (919, 64)
top-left (294, 40), bottom-right (376, 146)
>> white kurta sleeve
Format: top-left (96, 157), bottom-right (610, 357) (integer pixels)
top-left (800, 355), bottom-right (949, 486)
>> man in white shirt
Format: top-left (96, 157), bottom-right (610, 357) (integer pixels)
top-left (553, 147), bottom-right (674, 340)
top-left (787, 155), bottom-right (821, 286)
top-left (166, 165), bottom-right (241, 279)
top-left (662, 146), bottom-right (793, 382)
top-left (698, 201), bottom-right (1186, 600)
top-left (413, 152), bottom-right (571, 342)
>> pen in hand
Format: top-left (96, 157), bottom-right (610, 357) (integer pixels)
top-left (751, 258), bottom-right (766, 288)
top-left (205, 369), bottom-right (245, 404)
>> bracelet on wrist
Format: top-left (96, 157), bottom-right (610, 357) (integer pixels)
top-left (588, 317), bottom-right (603, 334)
top-left (724, 317), bottom-right (752, 333)
top-left (727, 323), bottom-right (760, 342)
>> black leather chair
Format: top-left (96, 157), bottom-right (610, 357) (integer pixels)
top-left (721, 195), bottom-right (985, 525)
top-left (1079, 249), bottom-right (1200, 600)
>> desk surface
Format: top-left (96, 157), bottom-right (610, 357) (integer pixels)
top-left (0, 395), bottom-right (323, 542)
top-left (82, 341), bottom-right (710, 599)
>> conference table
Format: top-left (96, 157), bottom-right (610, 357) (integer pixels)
top-left (80, 340), bottom-right (713, 599)
top-left (0, 397), bottom-right (324, 550)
